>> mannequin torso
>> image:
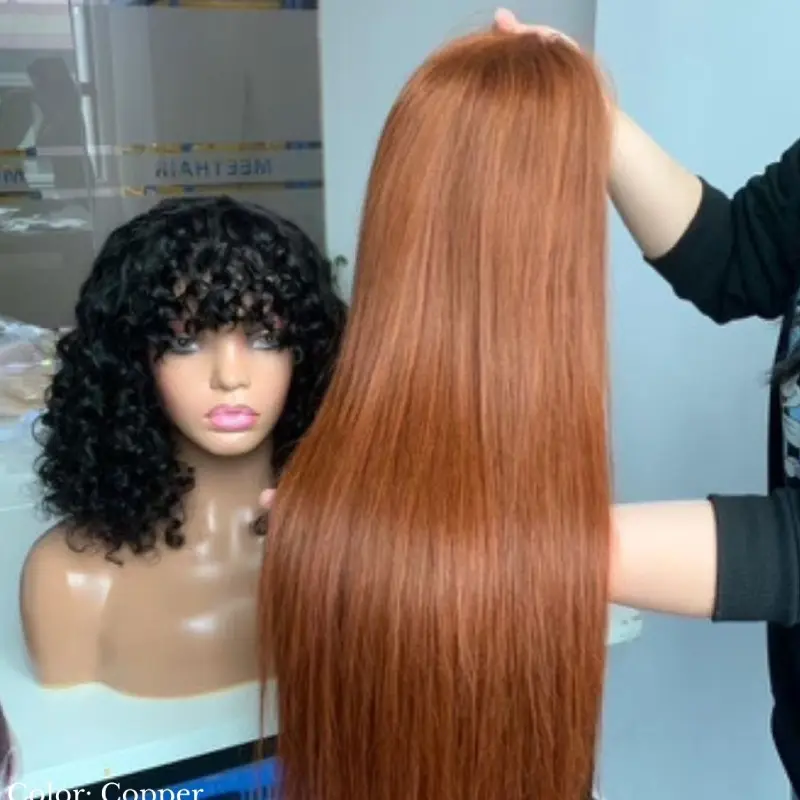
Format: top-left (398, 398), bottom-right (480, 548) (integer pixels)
top-left (21, 440), bottom-right (272, 697)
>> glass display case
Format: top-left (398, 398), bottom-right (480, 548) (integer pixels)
top-left (0, 0), bottom-right (324, 329)
top-left (0, 0), bottom-right (95, 328)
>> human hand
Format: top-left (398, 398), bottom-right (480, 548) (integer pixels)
top-left (493, 7), bottom-right (578, 49)
top-left (259, 488), bottom-right (276, 511)
top-left (493, 8), bottom-right (616, 119)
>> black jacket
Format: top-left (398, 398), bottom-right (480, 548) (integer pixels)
top-left (647, 135), bottom-right (800, 790)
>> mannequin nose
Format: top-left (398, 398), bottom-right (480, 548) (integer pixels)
top-left (210, 335), bottom-right (250, 391)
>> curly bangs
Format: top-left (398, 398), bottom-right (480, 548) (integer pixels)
top-left (34, 196), bottom-right (347, 560)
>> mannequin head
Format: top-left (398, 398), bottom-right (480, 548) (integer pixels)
top-left (35, 196), bottom-right (346, 559)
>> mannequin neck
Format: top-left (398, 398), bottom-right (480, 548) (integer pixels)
top-left (177, 436), bottom-right (275, 495)
top-left (173, 435), bottom-right (274, 550)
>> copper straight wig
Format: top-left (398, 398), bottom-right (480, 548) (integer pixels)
top-left (261, 29), bottom-right (612, 800)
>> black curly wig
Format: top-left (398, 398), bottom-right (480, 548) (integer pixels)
top-left (35, 195), bottom-right (347, 559)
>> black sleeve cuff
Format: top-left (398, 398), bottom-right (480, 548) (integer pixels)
top-left (710, 491), bottom-right (800, 625)
top-left (646, 180), bottom-right (734, 323)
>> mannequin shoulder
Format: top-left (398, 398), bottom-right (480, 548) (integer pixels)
top-left (21, 523), bottom-right (113, 583)
top-left (20, 524), bottom-right (113, 685)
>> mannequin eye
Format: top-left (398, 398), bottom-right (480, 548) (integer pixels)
top-left (168, 334), bottom-right (199, 354)
top-left (251, 331), bottom-right (281, 350)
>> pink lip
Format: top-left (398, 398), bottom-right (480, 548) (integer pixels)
top-left (207, 404), bottom-right (259, 432)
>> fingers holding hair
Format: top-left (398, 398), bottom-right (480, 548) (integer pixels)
top-left (259, 488), bottom-right (276, 511)
top-left (493, 7), bottom-right (578, 48)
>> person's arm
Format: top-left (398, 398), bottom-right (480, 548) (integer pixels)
top-left (609, 111), bottom-right (703, 261)
top-left (611, 109), bottom-right (800, 323)
top-left (611, 491), bottom-right (800, 624)
top-left (492, 8), bottom-right (800, 322)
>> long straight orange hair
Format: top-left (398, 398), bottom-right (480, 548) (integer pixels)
top-left (261, 29), bottom-right (612, 800)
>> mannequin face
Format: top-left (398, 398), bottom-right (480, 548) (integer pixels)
top-left (153, 324), bottom-right (293, 458)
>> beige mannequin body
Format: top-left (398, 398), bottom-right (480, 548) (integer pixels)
top-left (20, 326), bottom-right (288, 699)
top-left (21, 441), bottom-right (272, 697)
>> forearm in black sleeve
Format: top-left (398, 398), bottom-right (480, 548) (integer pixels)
top-left (711, 489), bottom-right (800, 625)
top-left (647, 137), bottom-right (800, 324)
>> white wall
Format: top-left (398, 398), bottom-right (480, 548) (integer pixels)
top-left (597, 1), bottom-right (795, 798)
